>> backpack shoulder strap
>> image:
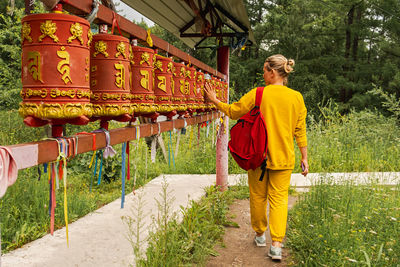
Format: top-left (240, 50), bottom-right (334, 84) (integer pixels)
top-left (255, 87), bottom-right (264, 107)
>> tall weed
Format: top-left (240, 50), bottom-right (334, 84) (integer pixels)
top-left (131, 184), bottom-right (246, 266)
top-left (287, 176), bottom-right (399, 266)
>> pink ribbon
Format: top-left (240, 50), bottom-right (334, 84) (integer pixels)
top-left (0, 146), bottom-right (18, 198)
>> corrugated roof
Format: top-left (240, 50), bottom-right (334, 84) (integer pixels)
top-left (120, 0), bottom-right (255, 48)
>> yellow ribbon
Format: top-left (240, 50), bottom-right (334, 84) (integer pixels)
top-left (89, 151), bottom-right (96, 169)
top-left (146, 29), bottom-right (153, 47)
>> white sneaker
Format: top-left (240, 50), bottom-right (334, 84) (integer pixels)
top-left (254, 234), bottom-right (266, 247)
top-left (268, 245), bottom-right (282, 260)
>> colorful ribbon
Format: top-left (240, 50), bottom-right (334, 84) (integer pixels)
top-left (126, 141), bottom-right (130, 181)
top-left (97, 150), bottom-right (104, 185)
top-left (121, 142), bottom-right (127, 208)
top-left (93, 128), bottom-right (116, 159)
top-left (76, 132), bottom-right (96, 168)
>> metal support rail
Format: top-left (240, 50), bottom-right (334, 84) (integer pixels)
top-left (8, 112), bottom-right (221, 170)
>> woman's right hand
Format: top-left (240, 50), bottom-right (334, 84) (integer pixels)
top-left (204, 82), bottom-right (219, 105)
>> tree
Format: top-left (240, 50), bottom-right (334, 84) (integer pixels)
top-left (0, 8), bottom-right (24, 110)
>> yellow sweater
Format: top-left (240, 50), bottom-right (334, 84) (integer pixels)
top-left (217, 85), bottom-right (307, 170)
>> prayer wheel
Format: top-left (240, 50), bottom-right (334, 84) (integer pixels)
top-left (171, 61), bottom-right (187, 114)
top-left (222, 80), bottom-right (229, 103)
top-left (186, 65), bottom-right (197, 112)
top-left (90, 33), bottom-right (132, 122)
top-left (19, 13), bottom-right (92, 127)
top-left (130, 46), bottom-right (157, 118)
top-left (204, 73), bottom-right (213, 110)
top-left (213, 76), bottom-right (222, 102)
top-left (195, 71), bottom-right (205, 111)
top-left (153, 54), bottom-right (176, 119)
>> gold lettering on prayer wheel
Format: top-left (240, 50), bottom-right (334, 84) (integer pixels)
top-left (20, 13), bottom-right (92, 127)
top-left (186, 65), bottom-right (197, 111)
top-left (153, 55), bottom-right (174, 115)
top-left (195, 71), bottom-right (205, 110)
top-left (172, 62), bottom-right (187, 112)
top-left (90, 34), bottom-right (131, 120)
top-left (131, 46), bottom-right (156, 115)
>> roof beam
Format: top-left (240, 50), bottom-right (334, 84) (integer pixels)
top-left (213, 2), bottom-right (249, 33)
top-left (179, 0), bottom-right (212, 34)
top-left (181, 32), bottom-right (237, 38)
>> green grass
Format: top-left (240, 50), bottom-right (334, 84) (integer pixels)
top-left (294, 107), bottom-right (400, 173)
top-left (287, 177), bottom-right (400, 266)
top-left (286, 105), bottom-right (400, 266)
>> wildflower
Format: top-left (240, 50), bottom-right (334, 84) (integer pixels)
top-left (369, 230), bottom-right (377, 235)
top-left (390, 217), bottom-right (397, 221)
top-left (309, 224), bottom-right (314, 228)
top-left (318, 234), bottom-right (323, 238)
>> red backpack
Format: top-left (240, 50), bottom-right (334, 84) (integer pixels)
top-left (228, 87), bottom-right (268, 181)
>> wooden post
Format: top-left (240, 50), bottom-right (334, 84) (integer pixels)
top-left (216, 46), bottom-right (229, 191)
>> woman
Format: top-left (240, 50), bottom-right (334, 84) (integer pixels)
top-left (204, 54), bottom-right (309, 261)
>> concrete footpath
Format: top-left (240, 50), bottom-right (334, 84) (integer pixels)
top-left (2, 172), bottom-right (399, 267)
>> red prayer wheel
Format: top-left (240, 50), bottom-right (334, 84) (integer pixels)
top-left (217, 79), bottom-right (224, 102)
top-left (19, 13), bottom-right (92, 127)
top-left (203, 73), bottom-right (213, 110)
top-left (90, 33), bottom-right (132, 122)
top-left (153, 54), bottom-right (176, 118)
top-left (213, 76), bottom-right (222, 102)
top-left (222, 80), bottom-right (229, 103)
top-left (171, 61), bottom-right (187, 113)
top-left (130, 46), bottom-right (157, 117)
top-left (186, 65), bottom-right (197, 112)
top-left (195, 71), bottom-right (205, 110)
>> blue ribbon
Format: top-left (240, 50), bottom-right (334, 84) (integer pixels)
top-left (97, 150), bottom-right (103, 185)
top-left (92, 151), bottom-right (99, 192)
top-left (121, 142), bottom-right (127, 209)
top-left (44, 163), bottom-right (48, 173)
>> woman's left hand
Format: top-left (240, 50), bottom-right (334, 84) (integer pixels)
top-left (300, 159), bottom-right (309, 177)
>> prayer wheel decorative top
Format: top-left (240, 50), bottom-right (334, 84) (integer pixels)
top-left (171, 61), bottom-right (187, 112)
top-left (153, 54), bottom-right (174, 115)
top-left (130, 46), bottom-right (156, 115)
top-left (90, 33), bottom-right (132, 122)
top-left (19, 13), bottom-right (92, 127)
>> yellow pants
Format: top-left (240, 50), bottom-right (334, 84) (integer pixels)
top-left (247, 168), bottom-right (292, 242)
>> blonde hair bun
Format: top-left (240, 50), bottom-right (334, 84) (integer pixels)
top-left (284, 59), bottom-right (295, 73)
